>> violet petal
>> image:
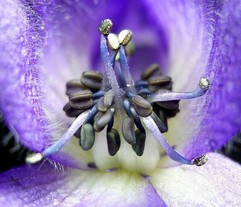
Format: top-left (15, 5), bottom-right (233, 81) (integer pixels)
top-left (0, 164), bottom-right (166, 206)
top-left (184, 0), bottom-right (241, 157)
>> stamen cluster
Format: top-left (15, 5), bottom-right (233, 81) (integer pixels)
top-left (26, 19), bottom-right (210, 167)
top-left (63, 64), bottom-right (178, 156)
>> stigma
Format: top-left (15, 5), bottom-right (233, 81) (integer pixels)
top-left (26, 19), bottom-right (209, 171)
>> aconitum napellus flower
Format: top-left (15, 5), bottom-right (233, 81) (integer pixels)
top-left (1, 0), bottom-right (241, 206)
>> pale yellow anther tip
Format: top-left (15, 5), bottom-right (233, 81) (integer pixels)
top-left (26, 153), bottom-right (43, 164)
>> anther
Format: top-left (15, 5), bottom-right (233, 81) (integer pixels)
top-left (118, 29), bottom-right (133, 46)
top-left (80, 124), bottom-right (95, 150)
top-left (193, 154), bottom-right (208, 166)
top-left (99, 19), bottom-right (113, 35)
top-left (199, 77), bottom-right (210, 89)
top-left (69, 91), bottom-right (94, 110)
top-left (66, 79), bottom-right (86, 95)
top-left (26, 153), bottom-right (43, 164)
top-left (97, 90), bottom-right (114, 112)
top-left (103, 90), bottom-right (115, 108)
top-left (150, 112), bottom-right (168, 133)
top-left (155, 110), bottom-right (168, 131)
top-left (63, 103), bottom-right (84, 117)
top-left (107, 33), bottom-right (120, 50)
top-left (156, 100), bottom-right (179, 110)
top-left (131, 95), bottom-right (153, 117)
top-left (148, 76), bottom-right (172, 86)
top-left (132, 130), bottom-right (146, 156)
top-left (122, 117), bottom-right (136, 144)
top-left (107, 128), bottom-right (121, 156)
top-left (141, 64), bottom-right (160, 81)
top-left (96, 97), bottom-right (108, 112)
top-left (81, 71), bottom-right (103, 90)
top-left (94, 109), bottom-right (113, 132)
top-left (130, 107), bottom-right (145, 133)
top-left (69, 90), bottom-right (93, 101)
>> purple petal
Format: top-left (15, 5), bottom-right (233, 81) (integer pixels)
top-left (151, 153), bottom-right (241, 206)
top-left (184, 0), bottom-right (241, 157)
top-left (0, 164), bottom-right (166, 207)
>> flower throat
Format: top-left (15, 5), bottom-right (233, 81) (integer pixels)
top-left (26, 19), bottom-right (209, 167)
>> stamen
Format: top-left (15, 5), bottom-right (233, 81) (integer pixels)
top-left (27, 19), bottom-right (210, 168)
top-left (26, 153), bottom-right (43, 164)
top-left (148, 76), bottom-right (172, 86)
top-left (118, 29), bottom-right (132, 46)
top-left (107, 33), bottom-right (120, 50)
top-left (63, 103), bottom-right (84, 117)
top-left (115, 64), bottom-right (127, 87)
top-left (119, 46), bottom-right (135, 87)
top-left (100, 34), bottom-right (122, 96)
top-left (141, 64), bottom-right (160, 81)
top-left (80, 123), bottom-right (95, 150)
top-left (150, 112), bottom-right (168, 133)
top-left (100, 34), bottom-right (125, 118)
top-left (42, 110), bottom-right (91, 158)
top-left (66, 79), bottom-right (86, 95)
top-left (193, 154), bottom-right (208, 166)
top-left (147, 78), bottom-right (210, 103)
top-left (80, 71), bottom-right (103, 90)
top-left (131, 94), bottom-right (153, 117)
top-left (142, 116), bottom-right (194, 165)
top-left (69, 90), bottom-right (93, 110)
top-left (130, 107), bottom-right (145, 133)
top-left (96, 90), bottom-right (114, 112)
top-left (99, 19), bottom-right (113, 35)
top-left (106, 128), bottom-right (121, 156)
top-left (122, 117), bottom-right (136, 144)
top-left (132, 130), bottom-right (146, 156)
top-left (93, 109), bottom-right (114, 132)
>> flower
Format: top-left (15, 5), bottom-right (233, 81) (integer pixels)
top-left (0, 0), bottom-right (241, 206)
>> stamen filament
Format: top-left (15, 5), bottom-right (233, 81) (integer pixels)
top-left (100, 34), bottom-right (125, 117)
top-left (42, 110), bottom-right (91, 157)
top-left (115, 63), bottom-right (127, 87)
top-left (100, 34), bottom-right (121, 92)
top-left (119, 46), bottom-right (135, 87)
top-left (147, 80), bottom-right (209, 103)
top-left (142, 116), bottom-right (194, 165)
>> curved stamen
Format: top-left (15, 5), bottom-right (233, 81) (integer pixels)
top-left (43, 110), bottom-right (91, 158)
top-left (110, 50), bottom-right (118, 66)
top-left (115, 63), bottom-right (127, 87)
top-left (26, 109), bottom-right (91, 164)
top-left (100, 34), bottom-right (125, 118)
top-left (142, 116), bottom-right (194, 165)
top-left (147, 78), bottom-right (209, 103)
top-left (100, 34), bottom-right (121, 92)
top-left (119, 46), bottom-right (135, 87)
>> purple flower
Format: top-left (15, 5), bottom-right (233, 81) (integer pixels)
top-left (1, 0), bottom-right (241, 206)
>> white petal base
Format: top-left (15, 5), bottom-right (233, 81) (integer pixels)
top-left (151, 153), bottom-right (241, 206)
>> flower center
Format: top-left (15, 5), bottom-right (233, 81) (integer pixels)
top-left (26, 19), bottom-right (209, 173)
